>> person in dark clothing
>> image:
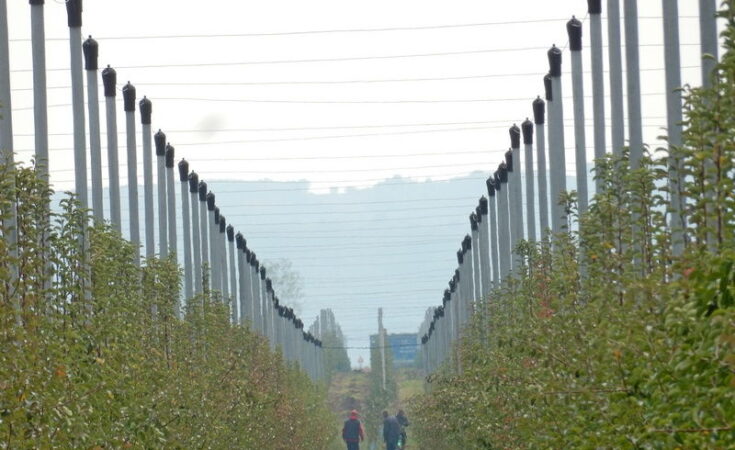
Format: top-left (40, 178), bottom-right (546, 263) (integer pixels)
top-left (382, 410), bottom-right (401, 450)
top-left (342, 410), bottom-right (365, 450)
top-left (396, 409), bottom-right (409, 448)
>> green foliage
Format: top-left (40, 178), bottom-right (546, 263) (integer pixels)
top-left (0, 163), bottom-right (335, 448)
top-left (409, 3), bottom-right (735, 448)
top-left (363, 333), bottom-right (398, 447)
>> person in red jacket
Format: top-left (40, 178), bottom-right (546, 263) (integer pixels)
top-left (342, 410), bottom-right (365, 450)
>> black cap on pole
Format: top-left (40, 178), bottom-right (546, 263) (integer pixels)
top-left (227, 225), bottom-right (234, 241)
top-left (82, 36), bottom-right (98, 70)
top-left (154, 130), bottom-right (166, 156)
top-left (479, 196), bottom-right (489, 214)
top-left (165, 144), bottom-right (175, 168)
top-left (487, 177), bottom-right (496, 196)
top-left (198, 181), bottom-right (207, 201)
top-left (567, 17), bottom-right (583, 51)
top-left (214, 207), bottom-right (220, 224)
top-left (101, 65), bottom-right (116, 97)
top-left (189, 172), bottom-right (199, 193)
top-left (499, 163), bottom-right (508, 183)
top-left (455, 269), bottom-right (461, 282)
top-left (219, 216), bottom-right (226, 233)
top-left (260, 267), bottom-right (266, 280)
top-left (245, 248), bottom-right (251, 262)
top-left (533, 96), bottom-right (546, 124)
top-left (505, 150), bottom-right (513, 172)
top-left (65, 0), bottom-right (82, 28)
top-left (236, 232), bottom-right (244, 249)
top-left (29, 0), bottom-right (45, 4)
top-left (178, 159), bottom-right (189, 182)
top-left (588, 0), bottom-right (602, 15)
top-left (544, 74), bottom-right (553, 101)
top-left (266, 278), bottom-right (273, 292)
top-left (139, 96), bottom-right (152, 125)
top-left (509, 124), bottom-right (521, 149)
top-left (470, 213), bottom-right (478, 231)
top-left (457, 249), bottom-right (463, 265)
top-left (122, 82), bottom-right (136, 112)
top-left (475, 206), bottom-right (482, 223)
top-left (521, 118), bottom-right (533, 145)
top-left (548, 45), bottom-right (562, 77)
top-left (463, 234), bottom-right (472, 251)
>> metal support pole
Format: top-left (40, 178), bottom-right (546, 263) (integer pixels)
top-left (521, 119), bottom-right (536, 241)
top-left (84, 36), bottom-right (103, 222)
top-left (227, 225), bottom-right (237, 322)
top-left (67, 1), bottom-right (88, 212)
top-left (548, 46), bottom-right (568, 233)
top-left (102, 66), bottom-right (121, 232)
top-left (478, 198), bottom-right (491, 300)
top-left (533, 96), bottom-right (549, 237)
top-left (486, 179), bottom-right (500, 289)
top-left (179, 160), bottom-right (193, 300)
top-left (122, 83), bottom-right (140, 266)
top-left (470, 218), bottom-right (481, 304)
top-left (568, 17), bottom-right (589, 214)
top-left (608, 0), bottom-right (625, 156)
top-left (30, 0), bottom-right (49, 179)
top-left (236, 234), bottom-right (246, 323)
top-left (588, 0), bottom-right (606, 191)
top-left (219, 217), bottom-right (228, 303)
top-left (198, 181), bottom-right (209, 290)
top-left (624, 0), bottom-right (643, 168)
top-left (189, 173), bottom-right (202, 295)
top-left (260, 267), bottom-right (268, 338)
top-left (508, 127), bottom-right (524, 269)
top-left (140, 97), bottom-right (154, 258)
top-left (251, 256), bottom-right (262, 333)
top-left (496, 168), bottom-right (511, 281)
top-left (208, 197), bottom-right (219, 293)
top-left (662, 0), bottom-right (685, 256)
top-left (165, 146), bottom-right (177, 261)
top-left (155, 131), bottom-right (167, 258)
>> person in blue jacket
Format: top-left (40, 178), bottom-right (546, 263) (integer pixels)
top-left (342, 409), bottom-right (365, 450)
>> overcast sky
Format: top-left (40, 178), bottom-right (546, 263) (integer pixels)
top-left (4, 0), bottom-right (723, 362)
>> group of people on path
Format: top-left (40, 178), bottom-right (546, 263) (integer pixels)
top-left (342, 409), bottom-right (409, 450)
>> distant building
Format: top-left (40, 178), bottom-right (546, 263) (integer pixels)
top-left (369, 332), bottom-right (418, 368)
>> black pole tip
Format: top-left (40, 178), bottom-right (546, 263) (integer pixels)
top-left (479, 196), bottom-right (489, 214)
top-left (548, 45), bottom-right (562, 77)
top-left (29, 0), bottom-right (45, 5)
top-left (499, 163), bottom-right (508, 182)
top-left (122, 82), bottom-right (136, 112)
top-left (533, 96), bottom-right (546, 124)
top-left (457, 249), bottom-right (464, 265)
top-left (139, 97), bottom-right (152, 125)
top-left (544, 73), bottom-right (553, 101)
top-left (206, 192), bottom-right (215, 211)
top-left (154, 130), bottom-right (166, 156)
top-left (227, 225), bottom-right (234, 241)
top-left (260, 267), bottom-right (266, 280)
top-left (567, 16), bottom-right (583, 51)
top-left (214, 207), bottom-right (220, 224)
top-left (178, 159), bottom-right (189, 182)
top-left (463, 234), bottom-right (472, 250)
top-left (505, 149), bottom-right (513, 172)
top-left (101, 66), bottom-right (116, 97)
top-left (236, 232), bottom-right (244, 249)
top-left (486, 176), bottom-right (496, 196)
top-left (587, 0), bottom-right (602, 15)
top-left (219, 217), bottom-right (226, 233)
top-left (198, 181), bottom-right (208, 201)
top-left (65, 0), bottom-right (83, 28)
top-left (509, 124), bottom-right (521, 149)
top-left (521, 118), bottom-right (533, 144)
top-left (165, 144), bottom-right (175, 168)
top-left (470, 213), bottom-right (478, 231)
top-left (82, 36), bottom-right (98, 70)
top-left (188, 171), bottom-right (199, 193)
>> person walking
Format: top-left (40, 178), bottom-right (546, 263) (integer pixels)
top-left (342, 409), bottom-right (365, 450)
top-left (382, 410), bottom-right (401, 450)
top-left (396, 409), bottom-right (409, 448)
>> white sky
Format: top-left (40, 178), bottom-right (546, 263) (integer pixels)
top-left (3, 0), bottom-right (723, 362)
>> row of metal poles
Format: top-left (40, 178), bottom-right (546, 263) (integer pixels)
top-left (0, 0), bottom-right (325, 381)
top-left (418, 0), bottom-right (720, 375)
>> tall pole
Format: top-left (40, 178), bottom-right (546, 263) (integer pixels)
top-left (220, 217), bottom-right (229, 303)
top-left (588, 0), bottom-right (606, 190)
top-left (207, 195), bottom-right (219, 293)
top-left (122, 82), bottom-right (140, 266)
top-left (236, 234), bottom-right (247, 323)
top-left (568, 17), bottom-right (589, 215)
top-left (102, 66), bottom-right (121, 232)
top-left (155, 131), bottom-right (168, 258)
top-left (141, 97), bottom-right (154, 258)
top-left (662, 0), bottom-right (685, 256)
top-left (260, 267), bottom-right (268, 336)
top-left (486, 178), bottom-right (500, 289)
top-left (189, 172), bottom-right (203, 295)
top-left (83, 36), bottom-right (103, 222)
top-left (30, 0), bottom-right (49, 179)
top-left (179, 159), bottom-right (193, 300)
top-left (608, 0), bottom-right (625, 156)
top-left (198, 181), bottom-right (209, 290)
top-left (478, 198), bottom-right (491, 300)
top-left (251, 255), bottom-right (262, 333)
top-left (496, 167), bottom-right (511, 281)
top-left (378, 308), bottom-right (386, 391)
top-left (470, 216), bottom-right (482, 303)
top-left (0, 0), bottom-right (18, 296)
top-left (67, 0), bottom-right (88, 213)
top-left (521, 119), bottom-right (536, 241)
top-left (623, 0), bottom-right (643, 168)
top-left (534, 96), bottom-right (549, 237)
top-left (227, 226), bottom-right (237, 322)
top-left (548, 46), bottom-right (568, 233)
top-left (165, 145), bottom-right (177, 259)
